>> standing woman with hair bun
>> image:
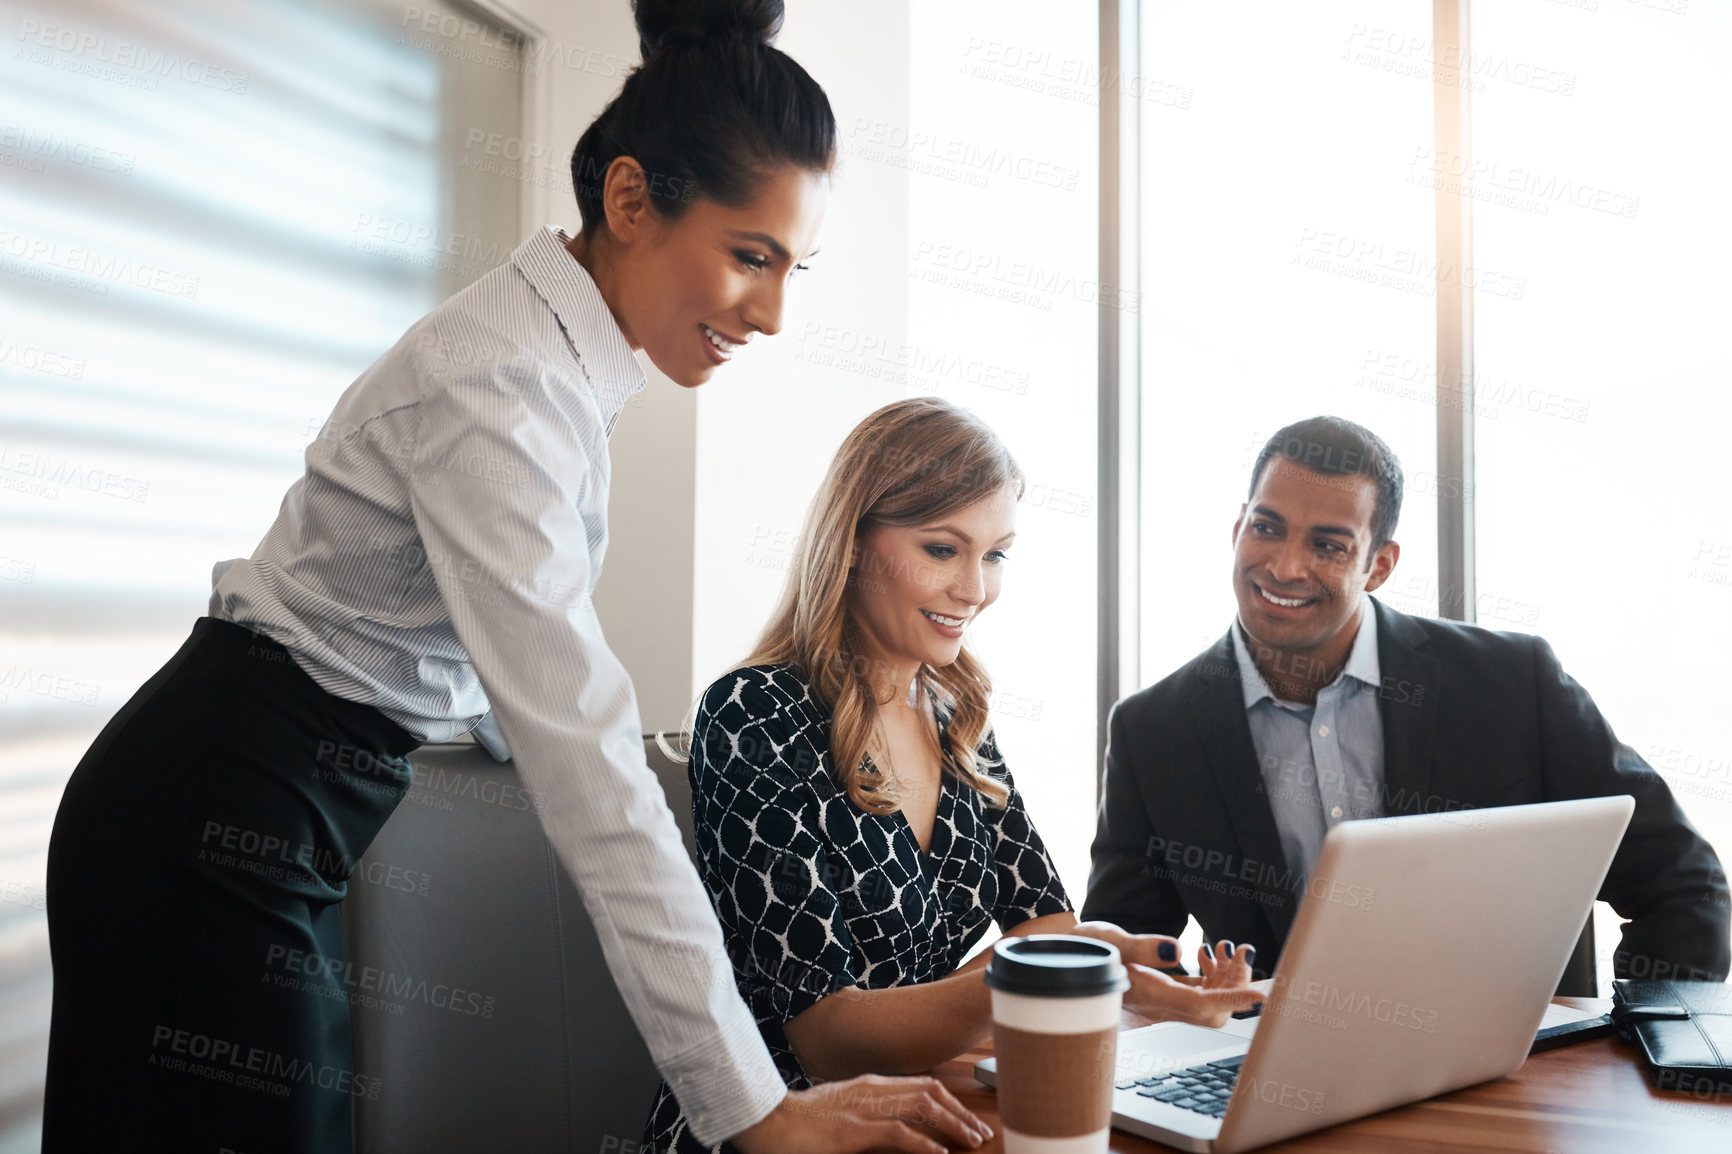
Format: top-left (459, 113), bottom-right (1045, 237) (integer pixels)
top-left (42, 2), bottom-right (988, 1152)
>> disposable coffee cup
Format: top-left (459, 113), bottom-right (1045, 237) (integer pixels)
top-left (984, 935), bottom-right (1130, 1154)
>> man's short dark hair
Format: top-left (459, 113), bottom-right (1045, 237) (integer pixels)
top-left (1248, 417), bottom-right (1404, 562)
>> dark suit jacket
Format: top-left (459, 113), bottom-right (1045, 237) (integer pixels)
top-left (1080, 599), bottom-right (1730, 986)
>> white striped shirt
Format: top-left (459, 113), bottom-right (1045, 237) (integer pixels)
top-left (210, 225), bottom-right (784, 1144)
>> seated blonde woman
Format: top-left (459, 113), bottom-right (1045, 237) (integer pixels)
top-left (645, 397), bottom-right (1259, 1154)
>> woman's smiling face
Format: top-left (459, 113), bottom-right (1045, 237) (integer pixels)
top-left (607, 162), bottom-right (829, 388)
top-left (850, 487), bottom-right (1018, 675)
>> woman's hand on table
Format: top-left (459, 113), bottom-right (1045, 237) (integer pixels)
top-left (733, 1074), bottom-right (992, 1154)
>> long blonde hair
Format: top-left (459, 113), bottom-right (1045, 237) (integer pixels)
top-left (744, 397), bottom-right (1023, 814)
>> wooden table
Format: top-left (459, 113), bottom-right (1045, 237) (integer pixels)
top-left (932, 999), bottom-right (1732, 1153)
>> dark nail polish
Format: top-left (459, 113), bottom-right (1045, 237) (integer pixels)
top-left (1158, 940), bottom-right (1178, 963)
top-left (1243, 945), bottom-right (1256, 969)
top-left (1203, 943), bottom-right (1216, 962)
top-left (1222, 940), bottom-right (1235, 958)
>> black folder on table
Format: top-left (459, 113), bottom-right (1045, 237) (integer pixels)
top-left (1611, 979), bottom-right (1732, 1092)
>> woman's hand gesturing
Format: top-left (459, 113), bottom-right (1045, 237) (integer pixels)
top-left (1123, 939), bottom-right (1261, 1028)
top-left (1198, 938), bottom-right (1256, 991)
top-left (1069, 921), bottom-right (1261, 1029)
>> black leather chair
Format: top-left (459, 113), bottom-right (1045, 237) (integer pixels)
top-left (344, 734), bottom-right (699, 1153)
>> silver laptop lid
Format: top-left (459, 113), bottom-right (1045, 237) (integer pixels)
top-left (1214, 795), bottom-right (1634, 1153)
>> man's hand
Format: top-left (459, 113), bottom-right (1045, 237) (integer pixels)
top-left (732, 1074), bottom-right (991, 1154)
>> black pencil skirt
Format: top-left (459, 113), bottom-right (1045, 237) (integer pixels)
top-left (43, 617), bottom-right (420, 1153)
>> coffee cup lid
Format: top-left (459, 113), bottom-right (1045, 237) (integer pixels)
top-left (984, 935), bottom-right (1130, 998)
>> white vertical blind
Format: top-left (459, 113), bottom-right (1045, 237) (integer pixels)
top-left (0, 0), bottom-right (523, 1134)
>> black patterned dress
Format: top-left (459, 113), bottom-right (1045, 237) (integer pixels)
top-left (642, 664), bottom-right (1073, 1154)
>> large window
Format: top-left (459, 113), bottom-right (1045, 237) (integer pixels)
top-left (1138, 0), bottom-right (1441, 687)
top-left (1472, 3), bottom-right (1732, 969)
top-left (1135, 0), bottom-right (1730, 987)
top-left (0, 0), bottom-right (524, 1136)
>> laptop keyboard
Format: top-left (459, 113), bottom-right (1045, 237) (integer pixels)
top-left (1116, 1056), bottom-right (1243, 1119)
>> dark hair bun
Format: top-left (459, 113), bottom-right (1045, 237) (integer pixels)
top-left (633, 0), bottom-right (783, 58)
top-left (573, 0), bottom-right (832, 233)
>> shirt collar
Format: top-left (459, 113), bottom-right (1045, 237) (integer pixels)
top-left (1230, 598), bottom-right (1382, 711)
top-left (513, 226), bottom-right (646, 420)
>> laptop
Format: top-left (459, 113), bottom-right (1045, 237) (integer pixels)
top-left (976, 796), bottom-right (1635, 1152)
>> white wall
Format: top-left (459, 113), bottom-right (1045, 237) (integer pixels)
top-left (905, 2), bottom-right (1100, 896)
top-left (505, 0), bottom-right (914, 730)
top-left (691, 1), bottom-right (913, 696)
top-left (516, 1), bottom-right (1101, 900)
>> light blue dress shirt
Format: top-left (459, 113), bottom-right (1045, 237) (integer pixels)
top-left (1230, 601), bottom-right (1386, 882)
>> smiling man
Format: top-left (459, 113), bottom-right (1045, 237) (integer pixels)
top-left (1080, 416), bottom-right (1730, 990)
